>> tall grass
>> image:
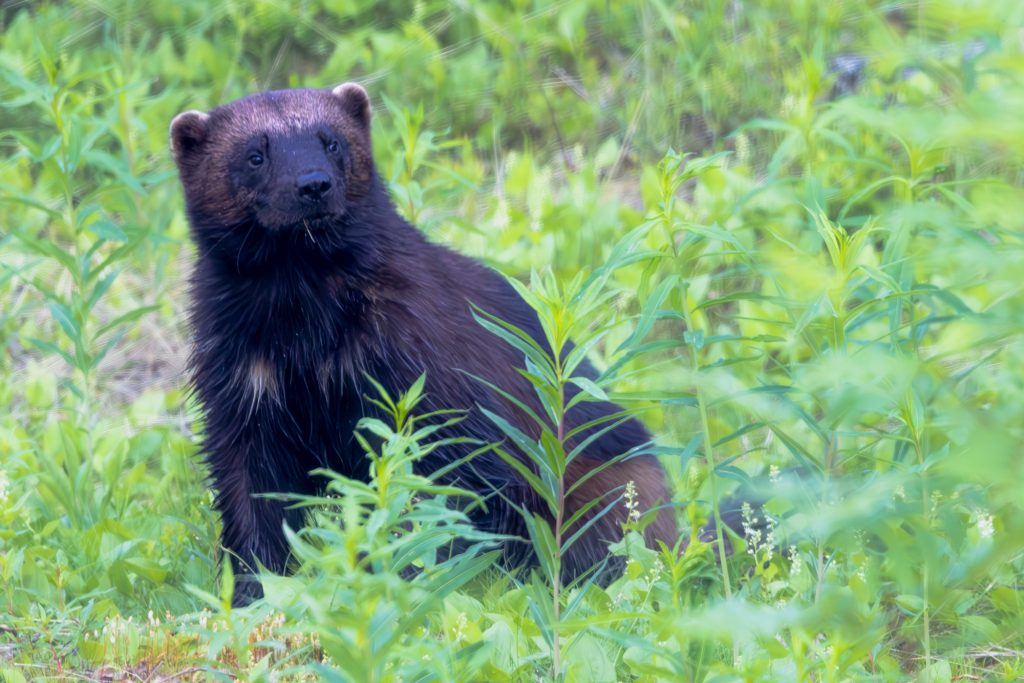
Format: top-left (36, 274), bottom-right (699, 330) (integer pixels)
top-left (1, 1), bottom-right (1022, 680)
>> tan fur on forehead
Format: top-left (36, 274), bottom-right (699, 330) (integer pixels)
top-left (215, 89), bottom-right (362, 135)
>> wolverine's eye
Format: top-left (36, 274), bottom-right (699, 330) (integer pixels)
top-left (326, 140), bottom-right (339, 154)
top-left (248, 152), bottom-right (264, 167)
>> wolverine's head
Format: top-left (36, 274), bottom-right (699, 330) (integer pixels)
top-left (171, 84), bottom-right (377, 266)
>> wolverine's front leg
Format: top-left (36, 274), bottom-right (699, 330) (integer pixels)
top-left (206, 442), bottom-right (312, 606)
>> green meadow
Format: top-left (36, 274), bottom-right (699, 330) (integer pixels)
top-left (1, 1), bottom-right (1023, 680)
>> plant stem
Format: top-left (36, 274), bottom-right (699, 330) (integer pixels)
top-left (688, 315), bottom-right (736, 667)
top-left (52, 86), bottom-right (94, 438)
top-left (552, 373), bottom-right (565, 680)
top-left (696, 373), bottom-right (731, 600)
top-left (815, 434), bottom-right (835, 604)
top-left (682, 288), bottom-right (732, 601)
top-left (914, 428), bottom-right (931, 679)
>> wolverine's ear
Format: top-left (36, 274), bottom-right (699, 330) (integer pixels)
top-left (170, 110), bottom-right (210, 162)
top-left (331, 82), bottom-right (371, 128)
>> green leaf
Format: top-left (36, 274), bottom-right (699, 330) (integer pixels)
top-left (683, 329), bottom-right (705, 350)
top-left (478, 405), bottom-right (550, 477)
top-left (916, 660), bottom-right (951, 683)
top-left (95, 304), bottom-right (159, 337)
top-left (564, 632), bottom-right (617, 682)
top-left (489, 445), bottom-right (557, 515)
top-left (616, 274), bottom-right (676, 353)
top-left (47, 301), bottom-right (79, 341)
top-left (10, 230), bottom-right (77, 273)
top-left (568, 376), bottom-right (608, 402)
top-left (471, 307), bottom-right (556, 383)
top-left (522, 513), bottom-right (559, 586)
top-left (713, 422), bottom-right (765, 448)
top-left (87, 219), bottom-right (128, 242)
top-left (26, 337), bottom-right (74, 366)
top-left (694, 291), bottom-right (783, 311)
top-left (562, 495), bottom-right (624, 553)
top-left (0, 193), bottom-right (62, 218)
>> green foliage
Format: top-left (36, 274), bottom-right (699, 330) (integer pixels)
top-left (472, 239), bottom-right (667, 680)
top-left (1, 0), bottom-right (1023, 680)
top-left (176, 379), bottom-right (501, 681)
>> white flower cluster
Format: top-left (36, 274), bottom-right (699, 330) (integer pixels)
top-left (452, 612), bottom-right (468, 643)
top-left (623, 480), bottom-right (640, 524)
top-left (647, 557), bottom-right (665, 588)
top-left (741, 502), bottom-right (776, 564)
top-left (976, 510), bottom-right (994, 539)
top-left (146, 610), bottom-right (162, 639)
top-left (788, 545), bottom-right (801, 577)
top-left (97, 615), bottom-right (133, 646)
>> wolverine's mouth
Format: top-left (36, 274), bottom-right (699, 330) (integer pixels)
top-left (252, 204), bottom-right (342, 233)
top-left (293, 213), bottom-right (340, 236)
top-left (303, 211), bottom-right (338, 225)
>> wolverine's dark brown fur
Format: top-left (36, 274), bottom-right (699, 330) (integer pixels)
top-left (171, 83), bottom-right (677, 604)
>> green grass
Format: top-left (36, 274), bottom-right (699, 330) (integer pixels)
top-left (1, 1), bottom-right (1023, 680)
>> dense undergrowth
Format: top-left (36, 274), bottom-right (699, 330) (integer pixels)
top-left (1, 1), bottom-right (1023, 681)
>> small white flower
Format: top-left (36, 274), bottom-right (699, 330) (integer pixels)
top-left (742, 503), bottom-right (775, 564)
top-left (780, 94), bottom-right (799, 118)
top-left (976, 511), bottom-right (994, 539)
top-left (647, 557), bottom-right (665, 587)
top-left (769, 465), bottom-right (780, 484)
top-left (741, 502), bottom-right (759, 555)
top-left (741, 502), bottom-right (753, 524)
top-left (0, 468), bottom-right (9, 502)
top-left (452, 612), bottom-right (468, 643)
top-left (788, 546), bottom-right (802, 577)
top-left (624, 480), bottom-right (640, 524)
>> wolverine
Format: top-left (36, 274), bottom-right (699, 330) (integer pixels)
top-left (170, 83), bottom-right (677, 605)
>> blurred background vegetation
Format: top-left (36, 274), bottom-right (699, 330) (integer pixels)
top-left (1, 0), bottom-right (1022, 680)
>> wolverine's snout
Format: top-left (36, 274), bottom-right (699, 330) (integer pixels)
top-left (297, 170), bottom-right (332, 202)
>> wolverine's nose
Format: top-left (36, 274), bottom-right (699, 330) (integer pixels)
top-left (297, 171), bottom-right (332, 201)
